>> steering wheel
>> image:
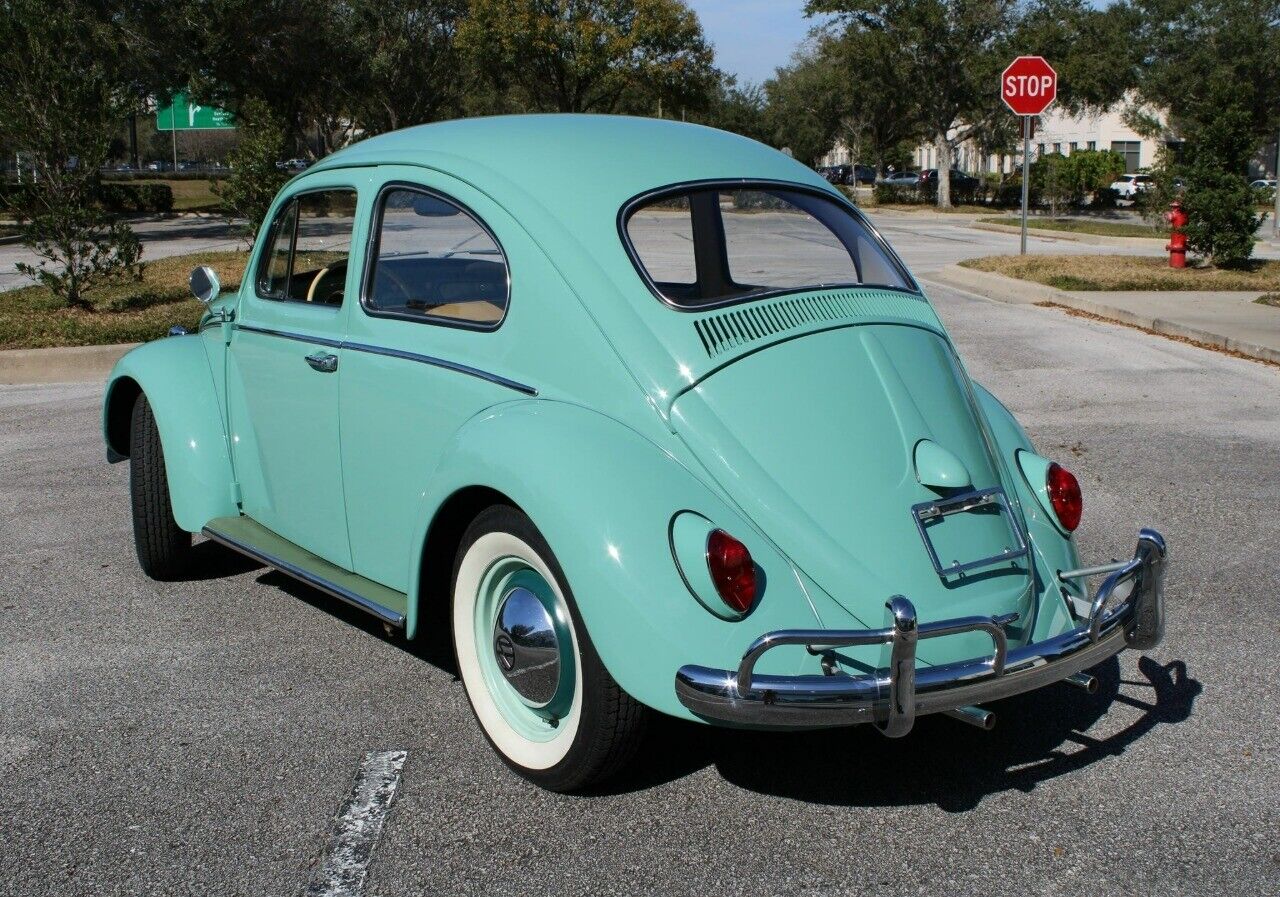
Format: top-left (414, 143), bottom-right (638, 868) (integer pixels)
top-left (306, 260), bottom-right (348, 303)
top-left (372, 265), bottom-right (424, 308)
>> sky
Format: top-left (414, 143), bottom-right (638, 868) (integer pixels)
top-left (685, 1), bottom-right (828, 86)
top-left (687, 1), bottom-right (1113, 87)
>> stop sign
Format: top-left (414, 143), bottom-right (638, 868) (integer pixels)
top-left (1001, 56), bottom-right (1057, 116)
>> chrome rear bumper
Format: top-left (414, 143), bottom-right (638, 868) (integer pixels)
top-left (674, 528), bottom-right (1167, 734)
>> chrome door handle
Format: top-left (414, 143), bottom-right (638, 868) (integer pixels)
top-left (304, 351), bottom-right (338, 373)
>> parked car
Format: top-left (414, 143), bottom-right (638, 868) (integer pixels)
top-left (880, 170), bottom-right (920, 186)
top-left (918, 168), bottom-right (981, 190)
top-left (1251, 178), bottom-right (1276, 198)
top-left (144, 160), bottom-right (172, 172)
top-left (1109, 173), bottom-right (1154, 200)
top-left (103, 116), bottom-right (1168, 792)
top-left (276, 157), bottom-right (310, 172)
top-left (818, 164), bottom-right (877, 186)
top-left (818, 163), bottom-right (851, 184)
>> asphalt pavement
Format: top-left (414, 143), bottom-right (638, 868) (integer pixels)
top-left (2, 281), bottom-right (1278, 896)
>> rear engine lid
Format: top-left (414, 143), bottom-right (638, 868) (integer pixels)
top-left (671, 322), bottom-right (1034, 652)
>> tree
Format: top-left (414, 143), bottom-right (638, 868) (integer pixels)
top-left (0, 0), bottom-right (144, 309)
top-left (1124, 0), bottom-right (1280, 265)
top-left (809, 0), bottom-right (1017, 208)
top-left (457, 0), bottom-right (717, 115)
top-left (816, 24), bottom-right (924, 174)
top-left (693, 76), bottom-right (769, 144)
top-left (212, 98), bottom-right (288, 240)
top-left (337, 0), bottom-right (469, 137)
top-left (762, 46), bottom-right (847, 166)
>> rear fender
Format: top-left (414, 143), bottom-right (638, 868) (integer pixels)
top-left (405, 400), bottom-right (845, 719)
top-left (974, 383), bottom-right (1082, 639)
top-left (102, 336), bottom-right (237, 532)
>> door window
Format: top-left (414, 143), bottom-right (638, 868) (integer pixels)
top-left (364, 187), bottom-right (509, 327)
top-left (255, 189), bottom-right (358, 306)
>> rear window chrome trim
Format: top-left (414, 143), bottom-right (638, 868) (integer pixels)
top-left (617, 178), bottom-right (923, 313)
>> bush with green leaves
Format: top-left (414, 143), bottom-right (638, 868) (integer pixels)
top-left (0, 0), bottom-right (147, 309)
top-left (212, 98), bottom-right (288, 240)
top-left (1030, 150), bottom-right (1127, 209)
top-left (1180, 158), bottom-right (1261, 266)
top-left (12, 201), bottom-right (144, 311)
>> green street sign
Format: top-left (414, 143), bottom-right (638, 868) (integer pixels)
top-left (156, 92), bottom-right (235, 131)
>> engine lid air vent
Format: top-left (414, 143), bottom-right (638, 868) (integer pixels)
top-left (692, 289), bottom-right (939, 358)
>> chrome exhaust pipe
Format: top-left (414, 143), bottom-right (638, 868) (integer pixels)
top-left (944, 705), bottom-right (995, 730)
top-left (1064, 672), bottom-right (1099, 693)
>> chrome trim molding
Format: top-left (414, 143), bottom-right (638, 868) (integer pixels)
top-left (236, 323), bottom-right (344, 349)
top-left (616, 178), bottom-right (923, 313)
top-left (233, 324), bottom-right (537, 395)
top-left (674, 528), bottom-right (1167, 733)
top-left (202, 526), bottom-right (406, 628)
top-left (342, 340), bottom-right (538, 396)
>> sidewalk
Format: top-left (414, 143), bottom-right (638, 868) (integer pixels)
top-left (925, 264), bottom-right (1280, 366)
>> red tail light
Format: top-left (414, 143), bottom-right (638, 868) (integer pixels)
top-left (1046, 462), bottom-right (1083, 531)
top-left (706, 529), bottom-right (756, 613)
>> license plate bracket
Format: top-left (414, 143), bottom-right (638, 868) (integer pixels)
top-left (911, 487), bottom-right (1029, 577)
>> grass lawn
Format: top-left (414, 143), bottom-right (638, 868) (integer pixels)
top-left (157, 179), bottom-right (222, 212)
top-left (978, 216), bottom-right (1167, 239)
top-left (960, 254), bottom-right (1280, 291)
top-left (0, 250), bottom-right (247, 349)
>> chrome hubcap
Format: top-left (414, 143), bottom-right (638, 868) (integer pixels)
top-left (492, 586), bottom-right (560, 707)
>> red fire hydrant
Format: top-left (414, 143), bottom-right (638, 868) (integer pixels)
top-left (1166, 200), bottom-right (1188, 269)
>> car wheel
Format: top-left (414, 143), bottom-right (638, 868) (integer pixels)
top-left (128, 392), bottom-right (192, 580)
top-left (451, 505), bottom-right (647, 792)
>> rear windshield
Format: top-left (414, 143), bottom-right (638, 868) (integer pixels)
top-left (623, 185), bottom-right (913, 308)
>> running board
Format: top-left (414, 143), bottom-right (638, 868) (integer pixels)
top-left (203, 516), bottom-right (408, 628)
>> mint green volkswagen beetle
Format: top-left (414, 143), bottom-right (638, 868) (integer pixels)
top-left (102, 115), bottom-right (1167, 791)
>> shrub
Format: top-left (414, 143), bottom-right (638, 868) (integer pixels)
top-left (86, 182), bottom-right (175, 215)
top-left (1181, 160), bottom-right (1261, 266)
top-left (213, 97), bottom-right (288, 240)
top-left (11, 200), bottom-right (144, 310)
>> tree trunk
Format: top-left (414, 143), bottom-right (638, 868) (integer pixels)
top-left (935, 133), bottom-right (952, 209)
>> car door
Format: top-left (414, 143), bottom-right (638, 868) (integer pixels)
top-left (226, 172), bottom-right (371, 568)
top-left (338, 167), bottom-right (530, 592)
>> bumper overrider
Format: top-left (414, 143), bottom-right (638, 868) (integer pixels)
top-left (675, 528), bottom-right (1167, 735)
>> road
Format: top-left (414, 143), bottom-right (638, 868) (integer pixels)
top-left (0, 214), bottom-right (243, 292)
top-left (2, 274), bottom-right (1277, 896)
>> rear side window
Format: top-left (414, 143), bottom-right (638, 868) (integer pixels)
top-left (364, 187), bottom-right (508, 327)
top-left (256, 189), bottom-right (357, 305)
top-left (624, 186), bottom-right (912, 308)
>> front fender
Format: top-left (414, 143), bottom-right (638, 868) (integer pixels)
top-left (407, 400), bottom-right (845, 720)
top-left (102, 336), bottom-right (237, 532)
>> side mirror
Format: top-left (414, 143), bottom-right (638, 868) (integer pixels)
top-left (189, 266), bottom-right (221, 305)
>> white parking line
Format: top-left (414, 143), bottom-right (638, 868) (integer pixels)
top-left (304, 750), bottom-right (408, 897)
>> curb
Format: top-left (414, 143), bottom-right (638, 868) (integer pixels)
top-left (968, 221), bottom-right (1167, 247)
top-left (0, 342), bottom-right (138, 385)
top-left (922, 264), bottom-right (1280, 366)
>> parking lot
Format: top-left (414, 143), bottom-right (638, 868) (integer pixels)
top-left (2, 265), bottom-right (1277, 895)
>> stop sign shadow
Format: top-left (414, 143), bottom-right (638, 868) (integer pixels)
top-left (1002, 56), bottom-right (1057, 116)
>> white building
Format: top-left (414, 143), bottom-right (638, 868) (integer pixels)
top-left (821, 100), bottom-right (1169, 175)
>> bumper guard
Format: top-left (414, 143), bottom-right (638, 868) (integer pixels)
top-left (674, 528), bottom-right (1167, 735)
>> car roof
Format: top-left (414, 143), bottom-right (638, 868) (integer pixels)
top-left (306, 114), bottom-right (831, 225)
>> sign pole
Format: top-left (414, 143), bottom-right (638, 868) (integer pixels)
top-left (172, 127), bottom-right (178, 173)
top-left (1020, 116), bottom-right (1030, 255)
top-left (1273, 126), bottom-right (1279, 239)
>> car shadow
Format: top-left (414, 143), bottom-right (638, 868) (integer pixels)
top-left (183, 545), bottom-right (1200, 809)
top-left (605, 655), bottom-right (1201, 808)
